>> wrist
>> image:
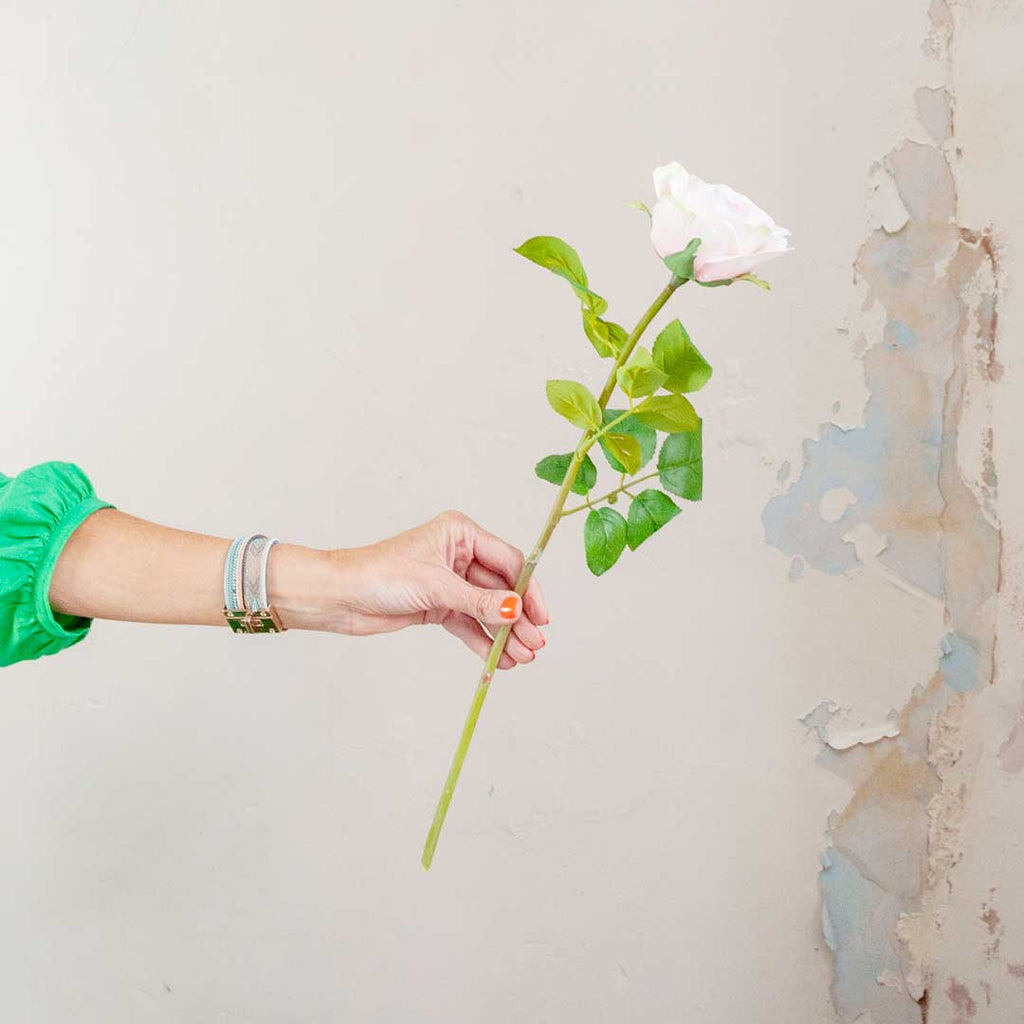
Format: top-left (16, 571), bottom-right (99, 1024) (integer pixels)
top-left (265, 543), bottom-right (348, 632)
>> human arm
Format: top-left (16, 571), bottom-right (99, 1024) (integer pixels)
top-left (1, 462), bottom-right (548, 669)
top-left (49, 508), bottom-right (549, 669)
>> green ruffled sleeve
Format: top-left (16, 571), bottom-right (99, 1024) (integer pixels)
top-left (0, 462), bottom-right (114, 668)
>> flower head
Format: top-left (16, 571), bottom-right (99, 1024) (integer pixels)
top-left (650, 162), bottom-right (791, 283)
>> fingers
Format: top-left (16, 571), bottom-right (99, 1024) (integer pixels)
top-left (482, 622), bottom-right (538, 664)
top-left (451, 514), bottom-right (551, 626)
top-left (466, 562), bottom-right (546, 652)
top-left (430, 569), bottom-right (523, 628)
top-left (522, 576), bottom-right (550, 628)
top-left (442, 613), bottom-right (517, 670)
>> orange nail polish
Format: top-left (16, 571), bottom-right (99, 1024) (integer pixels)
top-left (500, 595), bottom-right (519, 620)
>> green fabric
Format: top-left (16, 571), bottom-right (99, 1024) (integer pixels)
top-left (0, 462), bottom-right (114, 668)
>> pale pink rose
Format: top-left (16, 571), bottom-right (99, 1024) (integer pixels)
top-left (650, 162), bottom-right (791, 283)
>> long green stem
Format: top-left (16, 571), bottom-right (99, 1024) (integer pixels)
top-left (421, 275), bottom-right (684, 869)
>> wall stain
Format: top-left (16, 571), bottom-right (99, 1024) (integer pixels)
top-left (763, 1), bottom-right (1003, 1020)
top-left (946, 978), bottom-right (978, 1021)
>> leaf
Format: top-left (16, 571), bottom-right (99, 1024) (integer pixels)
top-left (662, 237), bottom-right (701, 281)
top-left (634, 394), bottom-right (699, 433)
top-left (534, 452), bottom-right (597, 496)
top-left (626, 199), bottom-right (652, 223)
top-left (584, 507), bottom-right (628, 576)
top-left (514, 235), bottom-right (587, 289)
top-left (616, 346), bottom-right (668, 399)
top-left (579, 287), bottom-right (609, 317)
top-left (695, 277), bottom-right (734, 288)
top-left (626, 489), bottom-right (681, 550)
top-left (658, 424), bottom-right (703, 501)
top-left (546, 380), bottom-right (602, 431)
top-left (582, 312), bottom-right (629, 359)
top-left (514, 235), bottom-right (606, 314)
top-left (598, 408), bottom-right (657, 473)
top-left (602, 433), bottom-right (642, 475)
top-left (652, 319), bottom-right (713, 394)
top-left (737, 273), bottom-right (771, 290)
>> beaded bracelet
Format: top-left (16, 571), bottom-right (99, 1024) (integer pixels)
top-left (223, 533), bottom-right (287, 634)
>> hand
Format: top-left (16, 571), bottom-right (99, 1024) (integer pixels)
top-left (314, 511), bottom-right (550, 669)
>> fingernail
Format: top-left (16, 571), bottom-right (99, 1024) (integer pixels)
top-left (539, 634), bottom-right (546, 647)
top-left (500, 595), bottom-right (520, 620)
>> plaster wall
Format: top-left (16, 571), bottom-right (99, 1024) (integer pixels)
top-left (0, 1), bottom-right (1021, 1021)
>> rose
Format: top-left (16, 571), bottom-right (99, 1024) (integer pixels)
top-left (424, 164), bottom-right (789, 868)
top-left (649, 162), bottom-right (791, 284)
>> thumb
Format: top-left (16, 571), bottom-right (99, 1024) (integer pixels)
top-left (432, 571), bottom-right (522, 626)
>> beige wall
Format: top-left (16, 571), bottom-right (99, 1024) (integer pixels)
top-left (1, 1), bottom-right (1021, 1021)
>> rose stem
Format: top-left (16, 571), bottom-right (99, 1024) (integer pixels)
top-left (420, 275), bottom-right (685, 869)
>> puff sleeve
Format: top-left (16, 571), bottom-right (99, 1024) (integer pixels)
top-left (0, 462), bottom-right (114, 667)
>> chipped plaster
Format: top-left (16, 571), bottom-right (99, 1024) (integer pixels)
top-left (764, 1), bottom-right (1011, 1020)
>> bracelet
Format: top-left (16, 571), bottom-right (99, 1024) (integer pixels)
top-left (242, 535), bottom-right (271, 612)
top-left (223, 534), bottom-right (287, 634)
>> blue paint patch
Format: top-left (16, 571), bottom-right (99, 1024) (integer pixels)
top-left (763, 355), bottom-right (946, 583)
top-left (819, 848), bottom-right (903, 1018)
top-left (863, 233), bottom-right (913, 286)
top-left (762, 413), bottom-right (887, 576)
top-left (884, 318), bottom-right (918, 349)
top-left (939, 632), bottom-right (981, 693)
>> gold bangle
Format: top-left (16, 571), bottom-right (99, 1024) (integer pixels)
top-left (223, 606), bottom-right (286, 634)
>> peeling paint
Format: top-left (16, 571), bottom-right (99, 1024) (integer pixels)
top-left (802, 700), bottom-right (901, 751)
top-left (939, 632), bottom-right (980, 693)
top-left (914, 86), bottom-right (953, 145)
top-left (763, 1), bottom-right (1002, 1018)
top-left (820, 847), bottom-right (915, 1022)
top-left (997, 714), bottom-right (1024, 774)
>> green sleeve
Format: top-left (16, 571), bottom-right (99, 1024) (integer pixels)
top-left (0, 462), bottom-right (115, 668)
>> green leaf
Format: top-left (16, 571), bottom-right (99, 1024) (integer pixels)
top-left (652, 320), bottom-right (713, 394)
top-left (584, 507), bottom-right (628, 576)
top-left (658, 424), bottom-right (703, 501)
top-left (598, 408), bottom-right (657, 472)
top-left (534, 452), bottom-right (597, 495)
top-left (546, 380), bottom-right (602, 431)
top-left (514, 235), bottom-right (606, 314)
top-left (662, 237), bottom-right (701, 281)
top-left (695, 277), bottom-right (734, 288)
top-left (626, 199), bottom-right (652, 223)
top-left (602, 433), bottom-right (642, 475)
top-left (515, 235), bottom-right (587, 289)
top-left (616, 346), bottom-right (668, 399)
top-left (737, 273), bottom-right (771, 290)
top-left (582, 312), bottom-right (629, 359)
top-left (634, 394), bottom-right (699, 433)
top-left (626, 489), bottom-right (681, 550)
top-left (579, 287), bottom-right (609, 316)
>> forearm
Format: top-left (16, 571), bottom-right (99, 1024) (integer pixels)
top-left (48, 508), bottom-right (336, 630)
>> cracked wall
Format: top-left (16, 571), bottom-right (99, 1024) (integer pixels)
top-left (764, 2), bottom-right (1023, 1021)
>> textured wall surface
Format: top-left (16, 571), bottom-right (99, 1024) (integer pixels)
top-left (0, 1), bottom-right (1021, 1021)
